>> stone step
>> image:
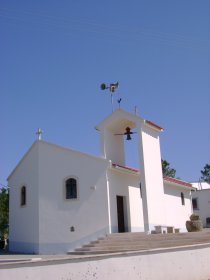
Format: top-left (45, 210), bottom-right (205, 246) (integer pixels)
top-left (68, 230), bottom-right (210, 255)
top-left (82, 241), bottom-right (207, 250)
top-left (70, 249), bottom-right (138, 255)
top-left (90, 236), bottom-right (206, 244)
top-left (87, 236), bottom-right (204, 244)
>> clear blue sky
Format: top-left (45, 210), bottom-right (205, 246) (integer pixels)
top-left (0, 0), bottom-right (209, 187)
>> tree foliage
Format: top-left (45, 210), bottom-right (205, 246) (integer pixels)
top-left (200, 164), bottom-right (210, 183)
top-left (0, 187), bottom-right (9, 237)
top-left (161, 159), bottom-right (176, 178)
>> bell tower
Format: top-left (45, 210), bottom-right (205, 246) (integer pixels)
top-left (95, 110), bottom-right (137, 165)
top-left (96, 108), bottom-right (166, 232)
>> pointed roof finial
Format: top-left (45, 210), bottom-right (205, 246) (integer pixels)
top-left (36, 128), bottom-right (43, 140)
top-left (117, 98), bottom-right (122, 109)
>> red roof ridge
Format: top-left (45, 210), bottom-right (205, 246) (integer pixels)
top-left (112, 164), bottom-right (193, 188)
top-left (112, 164), bottom-right (139, 173)
top-left (163, 176), bottom-right (193, 188)
top-left (145, 120), bottom-right (164, 131)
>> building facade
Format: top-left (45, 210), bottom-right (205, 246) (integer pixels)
top-left (8, 109), bottom-right (194, 253)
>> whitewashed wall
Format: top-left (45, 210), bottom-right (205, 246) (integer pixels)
top-left (163, 182), bottom-right (192, 231)
top-left (8, 142), bottom-right (40, 253)
top-left (192, 189), bottom-right (210, 227)
top-left (37, 141), bottom-right (110, 253)
top-left (107, 169), bottom-right (144, 232)
top-left (128, 185), bottom-right (144, 232)
top-left (138, 123), bottom-right (165, 232)
top-left (101, 128), bottom-right (125, 165)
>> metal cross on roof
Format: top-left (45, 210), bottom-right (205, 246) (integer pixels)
top-left (36, 128), bottom-right (43, 140)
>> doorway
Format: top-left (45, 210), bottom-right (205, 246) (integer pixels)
top-left (116, 196), bottom-right (125, 232)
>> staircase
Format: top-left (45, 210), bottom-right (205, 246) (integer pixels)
top-left (68, 230), bottom-right (210, 255)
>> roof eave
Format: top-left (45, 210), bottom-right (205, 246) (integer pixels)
top-left (163, 176), bottom-right (195, 190)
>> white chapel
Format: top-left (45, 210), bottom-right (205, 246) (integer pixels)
top-left (8, 108), bottom-right (194, 254)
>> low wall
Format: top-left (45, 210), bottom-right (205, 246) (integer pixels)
top-left (1, 245), bottom-right (210, 280)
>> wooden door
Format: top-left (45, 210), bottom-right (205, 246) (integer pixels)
top-left (117, 196), bottom-right (125, 232)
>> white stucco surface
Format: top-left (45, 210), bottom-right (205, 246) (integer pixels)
top-left (39, 141), bottom-right (111, 253)
top-left (9, 141), bottom-right (110, 254)
top-left (192, 189), bottom-right (210, 227)
top-left (163, 183), bottom-right (192, 231)
top-left (138, 123), bottom-right (165, 231)
top-left (128, 185), bottom-right (144, 232)
top-left (1, 246), bottom-right (210, 280)
top-left (8, 142), bottom-right (40, 253)
top-left (107, 168), bottom-right (143, 232)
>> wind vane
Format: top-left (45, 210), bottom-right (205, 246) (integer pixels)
top-left (100, 82), bottom-right (119, 112)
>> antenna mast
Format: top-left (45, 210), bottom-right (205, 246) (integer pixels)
top-left (100, 82), bottom-right (119, 112)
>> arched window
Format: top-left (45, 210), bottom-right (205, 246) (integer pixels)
top-left (21, 186), bottom-right (26, 206)
top-left (181, 192), bottom-right (185, 206)
top-left (65, 178), bottom-right (77, 199)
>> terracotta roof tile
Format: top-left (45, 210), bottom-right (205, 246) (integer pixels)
top-left (112, 164), bottom-right (193, 188)
top-left (163, 176), bottom-right (193, 188)
top-left (112, 164), bottom-right (139, 173)
top-left (145, 120), bottom-right (164, 131)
